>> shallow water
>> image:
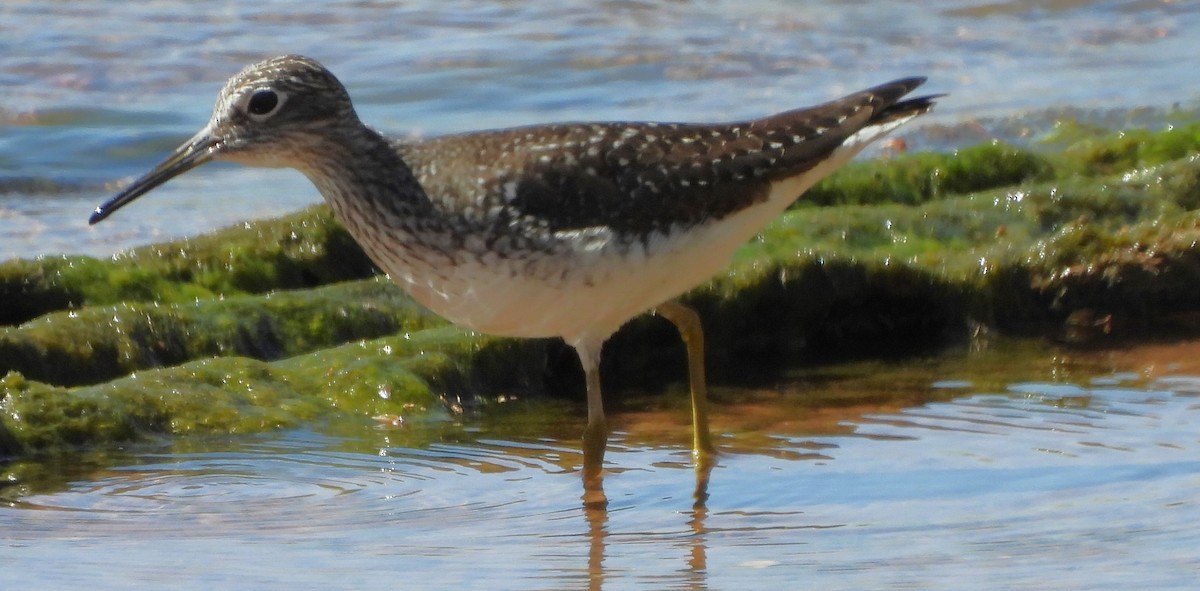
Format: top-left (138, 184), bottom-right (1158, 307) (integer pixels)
top-left (5, 340), bottom-right (1200, 590)
top-left (3, 0), bottom-right (1200, 259)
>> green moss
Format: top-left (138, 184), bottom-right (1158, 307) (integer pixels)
top-left (1016, 210), bottom-right (1200, 322)
top-left (0, 278), bottom-right (443, 387)
top-left (0, 359), bottom-right (316, 454)
top-left (0, 206), bottom-right (378, 327)
top-left (1053, 120), bottom-right (1200, 176)
top-left (803, 120), bottom-right (1200, 211)
top-left (804, 142), bottom-right (1056, 207)
top-left (113, 206), bottom-right (378, 297)
top-left (0, 258), bottom-right (90, 325)
top-left (718, 148), bottom-right (1200, 342)
top-left (0, 327), bottom-right (551, 456)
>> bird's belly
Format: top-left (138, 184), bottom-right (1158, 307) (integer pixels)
top-left (390, 243), bottom-right (723, 342)
top-left (374, 176), bottom-right (812, 344)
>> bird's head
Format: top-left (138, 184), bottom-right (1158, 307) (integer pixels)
top-left (89, 55), bottom-right (357, 224)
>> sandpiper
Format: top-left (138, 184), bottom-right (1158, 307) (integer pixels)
top-left (90, 55), bottom-right (937, 506)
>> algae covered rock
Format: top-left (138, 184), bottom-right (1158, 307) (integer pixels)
top-left (0, 205), bottom-right (378, 326)
top-left (0, 328), bottom-right (549, 456)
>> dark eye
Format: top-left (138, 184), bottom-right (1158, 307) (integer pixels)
top-left (247, 89), bottom-right (280, 116)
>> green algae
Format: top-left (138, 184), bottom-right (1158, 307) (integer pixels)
top-left (4, 117), bottom-right (1200, 461)
top-left (0, 206), bottom-right (376, 326)
top-left (1048, 120), bottom-right (1200, 176)
top-left (1, 360), bottom-right (314, 456)
top-left (1, 278), bottom-right (443, 386)
top-left (0, 258), bottom-right (92, 326)
top-left (802, 121), bottom-right (1200, 209)
top-left (0, 328), bottom-right (550, 457)
top-left (804, 141), bottom-right (1056, 207)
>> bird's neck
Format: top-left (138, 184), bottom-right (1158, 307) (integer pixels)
top-left (300, 125), bottom-right (434, 224)
top-left (297, 124), bottom-right (477, 277)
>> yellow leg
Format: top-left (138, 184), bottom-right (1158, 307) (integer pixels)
top-left (575, 339), bottom-right (608, 508)
top-left (653, 301), bottom-right (717, 462)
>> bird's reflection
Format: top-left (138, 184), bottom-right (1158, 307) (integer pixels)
top-left (584, 504), bottom-right (607, 591)
top-left (686, 499), bottom-right (710, 589)
top-left (687, 456), bottom-right (714, 590)
top-left (582, 454), bottom-right (716, 591)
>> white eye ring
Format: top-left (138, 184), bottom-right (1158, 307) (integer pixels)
top-left (242, 88), bottom-right (288, 120)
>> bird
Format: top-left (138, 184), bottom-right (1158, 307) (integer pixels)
top-left (89, 55), bottom-right (938, 507)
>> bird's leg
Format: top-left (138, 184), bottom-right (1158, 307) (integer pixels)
top-left (653, 300), bottom-right (717, 483)
top-left (575, 339), bottom-right (608, 508)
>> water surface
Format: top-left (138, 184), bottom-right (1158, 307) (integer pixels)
top-left (4, 340), bottom-right (1199, 589)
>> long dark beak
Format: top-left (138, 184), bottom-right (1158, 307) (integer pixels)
top-left (89, 128), bottom-right (219, 225)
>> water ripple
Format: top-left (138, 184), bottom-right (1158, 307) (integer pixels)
top-left (5, 370), bottom-right (1200, 589)
top-left (847, 375), bottom-right (1200, 471)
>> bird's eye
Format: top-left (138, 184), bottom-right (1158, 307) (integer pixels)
top-left (246, 89), bottom-right (282, 117)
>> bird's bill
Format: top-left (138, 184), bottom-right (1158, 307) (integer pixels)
top-left (89, 128), bottom-right (218, 225)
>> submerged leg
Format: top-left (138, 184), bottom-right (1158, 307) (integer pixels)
top-left (653, 300), bottom-right (717, 465)
top-left (574, 339), bottom-right (608, 508)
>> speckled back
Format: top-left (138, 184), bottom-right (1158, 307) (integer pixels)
top-left (399, 77), bottom-right (931, 239)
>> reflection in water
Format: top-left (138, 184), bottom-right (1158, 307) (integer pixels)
top-left (582, 450), bottom-right (714, 590)
top-left (584, 476), bottom-right (712, 591)
top-left (5, 343), bottom-right (1200, 589)
top-left (686, 502), bottom-right (709, 591)
top-left (586, 505), bottom-right (607, 591)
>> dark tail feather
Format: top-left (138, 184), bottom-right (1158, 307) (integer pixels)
top-left (861, 77), bottom-right (944, 124)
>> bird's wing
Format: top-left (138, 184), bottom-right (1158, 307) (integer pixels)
top-left (398, 78), bottom-right (935, 237)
